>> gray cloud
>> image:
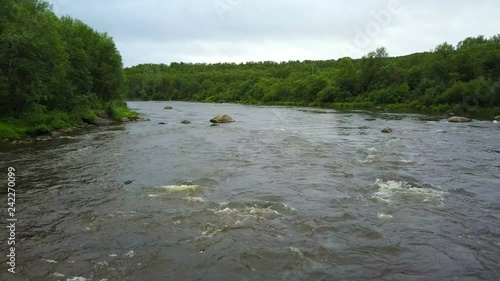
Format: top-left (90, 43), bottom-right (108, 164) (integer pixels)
top-left (48, 0), bottom-right (500, 67)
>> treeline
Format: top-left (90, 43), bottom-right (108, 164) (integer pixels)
top-left (125, 35), bottom-right (500, 117)
top-left (0, 0), bottom-right (133, 138)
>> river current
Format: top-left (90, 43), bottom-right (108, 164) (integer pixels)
top-left (1, 101), bottom-right (499, 280)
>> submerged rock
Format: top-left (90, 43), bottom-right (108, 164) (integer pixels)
top-left (60, 127), bottom-right (74, 134)
top-left (181, 120), bottom-right (191, 124)
top-left (381, 128), bottom-right (393, 133)
top-left (448, 116), bottom-right (472, 123)
top-left (97, 111), bottom-right (109, 119)
top-left (210, 124), bottom-right (219, 127)
top-left (36, 135), bottom-right (52, 141)
top-left (88, 117), bottom-right (112, 126)
top-left (50, 131), bottom-right (62, 138)
top-left (158, 122), bottom-right (166, 125)
top-left (164, 106), bottom-right (173, 110)
top-left (210, 114), bottom-right (235, 123)
top-left (365, 118), bottom-right (377, 121)
top-left (132, 115), bottom-right (150, 122)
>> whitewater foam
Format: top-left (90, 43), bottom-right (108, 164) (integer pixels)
top-left (124, 250), bottom-right (135, 258)
top-left (289, 247), bottom-right (304, 258)
top-left (183, 197), bottom-right (205, 203)
top-left (377, 212), bottom-right (393, 219)
top-left (67, 277), bottom-right (89, 281)
top-left (373, 179), bottom-right (444, 205)
top-left (158, 184), bottom-right (201, 193)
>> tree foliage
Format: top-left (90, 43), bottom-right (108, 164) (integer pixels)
top-left (125, 35), bottom-right (500, 116)
top-left (0, 0), bottom-right (125, 124)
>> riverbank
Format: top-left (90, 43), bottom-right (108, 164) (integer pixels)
top-left (4, 101), bottom-right (499, 280)
top-left (193, 99), bottom-right (500, 120)
top-left (0, 102), bottom-right (144, 141)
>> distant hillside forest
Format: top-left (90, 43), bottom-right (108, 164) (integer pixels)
top-left (125, 35), bottom-right (500, 117)
top-left (0, 0), bottom-right (135, 138)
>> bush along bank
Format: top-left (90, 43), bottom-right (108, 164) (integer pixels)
top-left (125, 35), bottom-right (500, 120)
top-left (0, 1), bottom-right (143, 141)
top-left (0, 101), bottom-right (148, 142)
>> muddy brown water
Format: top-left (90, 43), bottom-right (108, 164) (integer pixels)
top-left (1, 101), bottom-right (499, 280)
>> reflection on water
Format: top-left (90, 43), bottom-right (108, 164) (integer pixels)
top-left (1, 101), bottom-right (499, 280)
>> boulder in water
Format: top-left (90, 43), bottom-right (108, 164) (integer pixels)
top-left (88, 117), bottom-right (112, 126)
top-left (448, 116), bottom-right (472, 123)
top-left (494, 115), bottom-right (500, 121)
top-left (210, 114), bottom-right (235, 123)
top-left (181, 120), bottom-right (191, 124)
top-left (36, 135), bottom-right (52, 141)
top-left (131, 115), bottom-right (150, 122)
top-left (97, 111), bottom-right (109, 119)
top-left (164, 106), bottom-right (173, 110)
top-left (158, 122), bottom-right (166, 125)
top-left (381, 128), bottom-right (393, 133)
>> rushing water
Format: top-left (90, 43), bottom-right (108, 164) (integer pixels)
top-left (1, 101), bottom-right (500, 281)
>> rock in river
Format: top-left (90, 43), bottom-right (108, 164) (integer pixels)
top-left (131, 115), bottom-right (150, 122)
top-left (97, 111), bottom-right (109, 119)
top-left (210, 114), bottom-right (235, 123)
top-left (89, 117), bottom-right (112, 126)
top-left (181, 120), bottom-right (191, 124)
top-left (495, 115), bottom-right (500, 121)
top-left (381, 128), bottom-right (393, 133)
top-left (164, 106), bottom-right (173, 110)
top-left (448, 116), bottom-right (472, 123)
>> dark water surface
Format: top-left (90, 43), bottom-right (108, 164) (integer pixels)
top-left (1, 101), bottom-right (499, 280)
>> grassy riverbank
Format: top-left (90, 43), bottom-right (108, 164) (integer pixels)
top-left (125, 35), bottom-right (500, 119)
top-left (0, 101), bottom-right (138, 140)
top-left (221, 100), bottom-right (500, 120)
top-left (1, 1), bottom-right (137, 140)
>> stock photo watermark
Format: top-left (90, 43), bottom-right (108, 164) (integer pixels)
top-left (213, 0), bottom-right (244, 20)
top-left (342, 0), bottom-right (403, 57)
top-left (49, 0), bottom-right (71, 14)
top-left (6, 167), bottom-right (17, 274)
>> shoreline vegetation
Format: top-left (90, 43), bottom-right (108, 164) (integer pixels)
top-left (125, 36), bottom-right (500, 121)
top-left (0, 0), bottom-right (139, 140)
top-left (1, 1), bottom-right (499, 140)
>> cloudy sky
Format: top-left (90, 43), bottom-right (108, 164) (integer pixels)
top-left (47, 0), bottom-right (499, 67)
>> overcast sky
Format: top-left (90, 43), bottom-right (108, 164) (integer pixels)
top-left (47, 0), bottom-right (499, 67)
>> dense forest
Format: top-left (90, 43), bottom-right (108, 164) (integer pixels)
top-left (125, 35), bottom-right (500, 118)
top-left (1, 1), bottom-right (499, 141)
top-left (0, 0), bottom-right (136, 139)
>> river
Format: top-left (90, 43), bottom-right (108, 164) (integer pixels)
top-left (1, 101), bottom-right (499, 280)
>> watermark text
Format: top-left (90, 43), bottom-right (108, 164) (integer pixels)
top-left (6, 167), bottom-right (17, 274)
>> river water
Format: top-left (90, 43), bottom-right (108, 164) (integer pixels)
top-left (1, 101), bottom-right (499, 280)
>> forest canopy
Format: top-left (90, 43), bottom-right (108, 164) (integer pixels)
top-left (0, 0), bottom-right (132, 138)
top-left (125, 35), bottom-right (500, 117)
top-left (1, 0), bottom-right (499, 140)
